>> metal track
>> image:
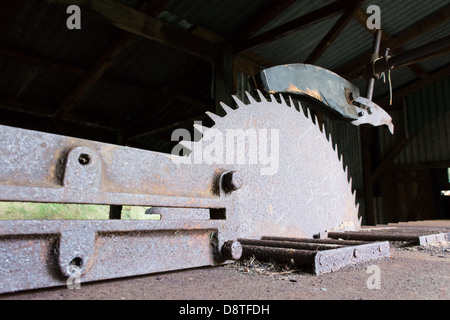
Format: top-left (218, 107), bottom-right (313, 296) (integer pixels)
top-left (328, 222), bottom-right (450, 245)
top-left (0, 219), bottom-right (221, 293)
top-left (238, 237), bottom-right (390, 276)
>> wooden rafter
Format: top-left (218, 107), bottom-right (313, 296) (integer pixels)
top-left (235, 0), bottom-right (362, 53)
top-left (125, 62), bottom-right (212, 132)
top-left (0, 46), bottom-right (210, 120)
top-left (53, 32), bottom-right (136, 117)
top-left (53, 1), bottom-right (172, 118)
top-left (47, 0), bottom-right (222, 62)
top-left (304, 3), bottom-right (360, 64)
top-left (0, 98), bottom-right (122, 131)
top-left (231, 0), bottom-right (296, 49)
top-left (339, 4), bottom-right (450, 81)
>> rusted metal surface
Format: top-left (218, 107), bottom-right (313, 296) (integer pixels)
top-left (0, 92), bottom-right (361, 293)
top-left (221, 240), bottom-right (243, 260)
top-left (176, 91), bottom-right (361, 239)
top-left (328, 224), bottom-right (450, 245)
top-left (257, 64), bottom-right (360, 120)
top-left (0, 124), bottom-right (226, 208)
top-left (261, 235), bottom-right (369, 246)
top-left (256, 64), bottom-right (394, 133)
top-left (240, 236), bottom-right (390, 275)
top-left (0, 219), bottom-right (221, 293)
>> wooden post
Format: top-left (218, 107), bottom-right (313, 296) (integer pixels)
top-left (361, 126), bottom-right (375, 225)
top-left (214, 45), bottom-right (234, 114)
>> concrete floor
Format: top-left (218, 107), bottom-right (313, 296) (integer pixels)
top-left (2, 242), bottom-right (449, 301)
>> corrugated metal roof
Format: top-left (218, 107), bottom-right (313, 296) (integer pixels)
top-left (252, 0), bottom-right (334, 35)
top-left (315, 18), bottom-right (374, 71)
top-left (0, 0), bottom-right (448, 154)
top-left (163, 0), bottom-right (272, 37)
top-left (362, 0), bottom-right (449, 36)
top-left (253, 15), bottom-right (340, 64)
top-left (1, 0), bottom-right (120, 68)
top-left (105, 37), bottom-right (202, 88)
top-left (377, 75), bottom-right (450, 166)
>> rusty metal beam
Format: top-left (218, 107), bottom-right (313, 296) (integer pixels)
top-left (239, 237), bottom-right (390, 275)
top-left (0, 219), bottom-right (220, 293)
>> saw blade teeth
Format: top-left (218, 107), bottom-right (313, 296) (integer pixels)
top-left (269, 93), bottom-right (276, 102)
top-left (178, 140), bottom-right (193, 152)
top-left (231, 95), bottom-right (246, 109)
top-left (220, 101), bottom-right (234, 114)
top-left (289, 96), bottom-right (298, 110)
top-left (245, 91), bottom-right (259, 105)
top-left (256, 89), bottom-right (269, 103)
top-left (278, 94), bottom-right (288, 106)
top-left (193, 123), bottom-right (208, 135)
top-left (205, 111), bottom-right (221, 124)
top-left (305, 107), bottom-right (311, 119)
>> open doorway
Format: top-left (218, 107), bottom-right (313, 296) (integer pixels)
top-left (432, 168), bottom-right (450, 220)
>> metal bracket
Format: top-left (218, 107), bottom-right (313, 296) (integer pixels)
top-left (256, 63), bottom-right (394, 134)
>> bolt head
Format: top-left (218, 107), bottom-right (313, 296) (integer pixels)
top-left (221, 240), bottom-right (243, 260)
top-left (222, 171), bottom-right (243, 192)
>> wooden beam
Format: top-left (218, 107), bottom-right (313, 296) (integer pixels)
top-left (0, 108), bottom-right (119, 144)
top-left (0, 98), bottom-right (122, 132)
top-left (53, 1), bottom-right (172, 118)
top-left (124, 62), bottom-right (211, 131)
top-left (304, 4), bottom-right (359, 64)
top-left (231, 0), bottom-right (296, 48)
top-left (128, 112), bottom-right (209, 141)
top-left (0, 1), bottom-right (24, 38)
top-left (0, 46), bottom-right (213, 115)
top-left (361, 126), bottom-right (376, 225)
top-left (0, 46), bottom-right (86, 75)
top-left (339, 4), bottom-right (450, 81)
top-left (54, 32), bottom-right (136, 117)
top-left (47, 0), bottom-right (222, 62)
top-left (235, 0), bottom-right (360, 53)
top-left (372, 136), bottom-right (415, 183)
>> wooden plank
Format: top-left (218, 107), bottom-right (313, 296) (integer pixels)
top-left (235, 0), bottom-right (360, 53)
top-left (47, 0), bottom-right (221, 62)
top-left (304, 4), bottom-right (359, 64)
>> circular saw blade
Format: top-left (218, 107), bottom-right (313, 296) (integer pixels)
top-left (177, 91), bottom-right (360, 239)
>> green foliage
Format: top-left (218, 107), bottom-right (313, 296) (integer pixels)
top-left (0, 202), bottom-right (158, 220)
